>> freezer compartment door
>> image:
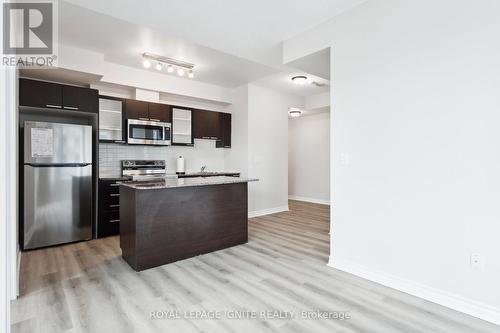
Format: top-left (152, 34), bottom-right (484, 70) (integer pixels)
top-left (24, 121), bottom-right (92, 164)
top-left (23, 165), bottom-right (92, 250)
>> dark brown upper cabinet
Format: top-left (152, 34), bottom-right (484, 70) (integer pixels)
top-left (193, 109), bottom-right (221, 140)
top-left (124, 99), bottom-right (171, 123)
top-left (62, 85), bottom-right (98, 112)
top-left (124, 99), bottom-right (149, 120)
top-left (148, 103), bottom-right (171, 122)
top-left (20, 79), bottom-right (62, 109)
top-left (19, 78), bottom-right (98, 113)
top-left (216, 113), bottom-right (232, 148)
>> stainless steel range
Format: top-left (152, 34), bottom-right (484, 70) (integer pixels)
top-left (121, 160), bottom-right (167, 181)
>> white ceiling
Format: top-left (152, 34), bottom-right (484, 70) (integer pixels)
top-left (63, 0), bottom-right (367, 65)
top-left (59, 1), bottom-right (277, 88)
top-left (253, 72), bottom-right (329, 96)
top-left (58, 0), bottom-right (363, 96)
top-left (286, 48), bottom-right (331, 80)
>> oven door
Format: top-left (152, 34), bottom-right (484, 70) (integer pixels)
top-left (127, 119), bottom-right (170, 145)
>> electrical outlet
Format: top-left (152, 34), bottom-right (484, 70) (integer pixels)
top-left (340, 152), bottom-right (350, 166)
top-left (470, 253), bottom-right (485, 271)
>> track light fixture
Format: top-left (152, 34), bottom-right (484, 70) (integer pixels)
top-left (142, 52), bottom-right (195, 78)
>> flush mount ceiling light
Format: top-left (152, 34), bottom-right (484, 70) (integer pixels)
top-left (288, 107), bottom-right (302, 118)
top-left (142, 52), bottom-right (195, 78)
top-left (291, 75), bottom-right (308, 85)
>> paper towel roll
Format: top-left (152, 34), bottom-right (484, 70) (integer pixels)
top-left (176, 156), bottom-right (185, 174)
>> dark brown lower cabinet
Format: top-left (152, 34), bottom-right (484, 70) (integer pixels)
top-left (98, 178), bottom-right (125, 238)
top-left (120, 182), bottom-right (248, 271)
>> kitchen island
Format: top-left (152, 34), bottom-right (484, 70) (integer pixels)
top-left (119, 176), bottom-right (257, 271)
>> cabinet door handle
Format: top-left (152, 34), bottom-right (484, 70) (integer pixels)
top-left (109, 204), bottom-right (120, 208)
top-left (108, 219), bottom-right (120, 223)
top-left (211, 137), bottom-right (218, 140)
top-left (202, 136), bottom-right (211, 139)
top-left (110, 183), bottom-right (120, 187)
top-left (46, 104), bottom-right (62, 108)
top-left (114, 140), bottom-right (126, 144)
top-left (149, 118), bottom-right (160, 122)
top-left (63, 106), bottom-right (79, 110)
top-left (224, 146), bottom-right (231, 148)
top-left (109, 193), bottom-right (120, 197)
top-left (139, 117), bottom-right (149, 121)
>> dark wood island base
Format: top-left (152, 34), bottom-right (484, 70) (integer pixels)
top-left (120, 181), bottom-right (249, 271)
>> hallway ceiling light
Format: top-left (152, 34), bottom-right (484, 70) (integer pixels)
top-left (142, 52), bottom-right (195, 78)
top-left (291, 75), bottom-right (307, 85)
top-left (288, 107), bottom-right (302, 117)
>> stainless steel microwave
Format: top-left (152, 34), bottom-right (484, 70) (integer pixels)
top-left (127, 119), bottom-right (171, 146)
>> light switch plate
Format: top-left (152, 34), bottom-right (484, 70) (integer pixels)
top-left (340, 152), bottom-right (350, 166)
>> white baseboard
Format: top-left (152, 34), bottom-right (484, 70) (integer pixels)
top-left (328, 257), bottom-right (500, 326)
top-left (288, 195), bottom-right (330, 205)
top-left (248, 205), bottom-right (289, 218)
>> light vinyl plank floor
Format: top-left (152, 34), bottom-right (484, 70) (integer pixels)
top-left (11, 200), bottom-right (500, 333)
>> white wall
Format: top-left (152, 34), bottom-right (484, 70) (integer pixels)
top-left (224, 85), bottom-right (249, 176)
top-left (1, 2), bottom-right (18, 328)
top-left (305, 92), bottom-right (330, 111)
top-left (0, 72), bottom-right (8, 333)
top-left (288, 112), bottom-right (330, 205)
top-left (0, 66), bottom-right (9, 333)
top-left (247, 84), bottom-right (301, 215)
top-left (224, 84), bottom-right (301, 216)
top-left (284, 0), bottom-right (500, 324)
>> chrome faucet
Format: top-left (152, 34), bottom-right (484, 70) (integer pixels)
top-left (201, 165), bottom-right (207, 173)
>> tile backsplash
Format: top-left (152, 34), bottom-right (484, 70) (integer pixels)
top-left (99, 139), bottom-right (226, 176)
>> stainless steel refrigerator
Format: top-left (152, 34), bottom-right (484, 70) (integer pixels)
top-left (23, 121), bottom-right (93, 250)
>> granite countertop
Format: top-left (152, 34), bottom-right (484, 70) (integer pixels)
top-left (120, 176), bottom-right (258, 190)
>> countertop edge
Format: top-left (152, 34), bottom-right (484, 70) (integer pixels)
top-left (120, 178), bottom-right (259, 190)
